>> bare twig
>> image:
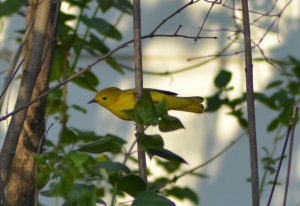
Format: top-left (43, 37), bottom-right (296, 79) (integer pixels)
top-left (150, 0), bottom-right (200, 35)
top-left (195, 0), bottom-right (220, 44)
top-left (240, 0), bottom-right (260, 205)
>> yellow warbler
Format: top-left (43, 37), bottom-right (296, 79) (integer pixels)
top-left (88, 87), bottom-right (204, 120)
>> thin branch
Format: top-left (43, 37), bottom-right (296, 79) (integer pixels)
top-left (133, 0), bottom-right (147, 183)
top-left (240, 0), bottom-right (260, 205)
top-left (150, 0), bottom-right (200, 35)
top-left (283, 105), bottom-right (298, 206)
top-left (195, 0), bottom-right (220, 44)
top-left (266, 105), bottom-right (297, 206)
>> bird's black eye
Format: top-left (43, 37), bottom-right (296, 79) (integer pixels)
top-left (102, 97), bottom-right (107, 100)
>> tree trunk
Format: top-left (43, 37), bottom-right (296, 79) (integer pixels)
top-left (4, 1), bottom-right (55, 205)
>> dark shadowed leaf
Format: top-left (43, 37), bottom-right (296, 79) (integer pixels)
top-left (78, 134), bottom-right (125, 154)
top-left (205, 94), bottom-right (222, 112)
top-left (147, 147), bottom-right (187, 164)
top-left (155, 159), bottom-right (181, 174)
top-left (118, 175), bottom-right (146, 197)
top-left (267, 118), bottom-right (279, 132)
top-left (0, 0), bottom-right (25, 16)
top-left (159, 115), bottom-right (184, 132)
top-left (140, 134), bottom-right (164, 150)
top-left (132, 191), bottom-right (175, 206)
top-left (66, 184), bottom-right (98, 206)
top-left (214, 69), bottom-right (232, 88)
top-left (97, 0), bottom-right (114, 12)
top-left (113, 0), bottom-right (133, 14)
top-left (165, 187), bottom-right (199, 204)
top-left (71, 70), bottom-right (99, 92)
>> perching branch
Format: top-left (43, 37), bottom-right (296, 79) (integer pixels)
top-left (240, 0), bottom-right (260, 205)
top-left (133, 0), bottom-right (147, 183)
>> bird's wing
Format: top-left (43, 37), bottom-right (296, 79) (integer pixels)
top-left (144, 88), bottom-right (178, 96)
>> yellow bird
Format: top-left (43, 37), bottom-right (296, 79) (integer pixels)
top-left (88, 87), bottom-right (204, 120)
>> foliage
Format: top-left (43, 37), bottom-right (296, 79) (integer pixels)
top-left (1, 0), bottom-right (299, 205)
top-left (36, 0), bottom-right (200, 205)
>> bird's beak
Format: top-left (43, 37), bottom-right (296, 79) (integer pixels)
top-left (87, 99), bottom-right (97, 104)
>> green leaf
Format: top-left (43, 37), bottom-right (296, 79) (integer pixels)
top-left (50, 173), bottom-right (74, 196)
top-left (66, 184), bottom-right (98, 206)
top-left (139, 134), bottom-right (164, 149)
top-left (118, 175), bottom-right (147, 197)
top-left (51, 45), bottom-right (69, 81)
top-left (132, 191), bottom-right (175, 206)
top-left (98, 161), bottom-right (130, 176)
top-left (255, 92), bottom-right (278, 110)
top-left (97, 0), bottom-right (114, 12)
top-left (36, 166), bottom-right (51, 190)
top-left (159, 115), bottom-right (185, 132)
top-left (78, 134), bottom-right (126, 154)
top-left (0, 0), bottom-right (25, 16)
top-left (71, 70), bottom-right (99, 92)
top-left (71, 104), bottom-right (87, 114)
top-left (288, 55), bottom-right (300, 67)
top-left (131, 91), bottom-right (159, 125)
top-left (267, 118), bottom-right (279, 132)
top-left (46, 89), bottom-right (63, 115)
top-left (69, 128), bottom-right (102, 142)
top-left (60, 127), bottom-right (79, 146)
top-left (89, 33), bottom-right (123, 74)
top-left (214, 69), bottom-right (232, 88)
top-left (147, 147), bottom-right (187, 164)
top-left (205, 93), bottom-right (222, 112)
top-left (155, 159), bottom-right (181, 174)
top-left (155, 98), bottom-right (169, 116)
top-left (266, 80), bottom-right (283, 89)
top-left (66, 152), bottom-right (91, 168)
top-left (81, 16), bottom-right (122, 40)
top-left (113, 0), bottom-right (133, 14)
top-left (165, 187), bottom-right (199, 204)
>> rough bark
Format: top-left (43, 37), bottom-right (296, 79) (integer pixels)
top-left (2, 0), bottom-right (55, 205)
